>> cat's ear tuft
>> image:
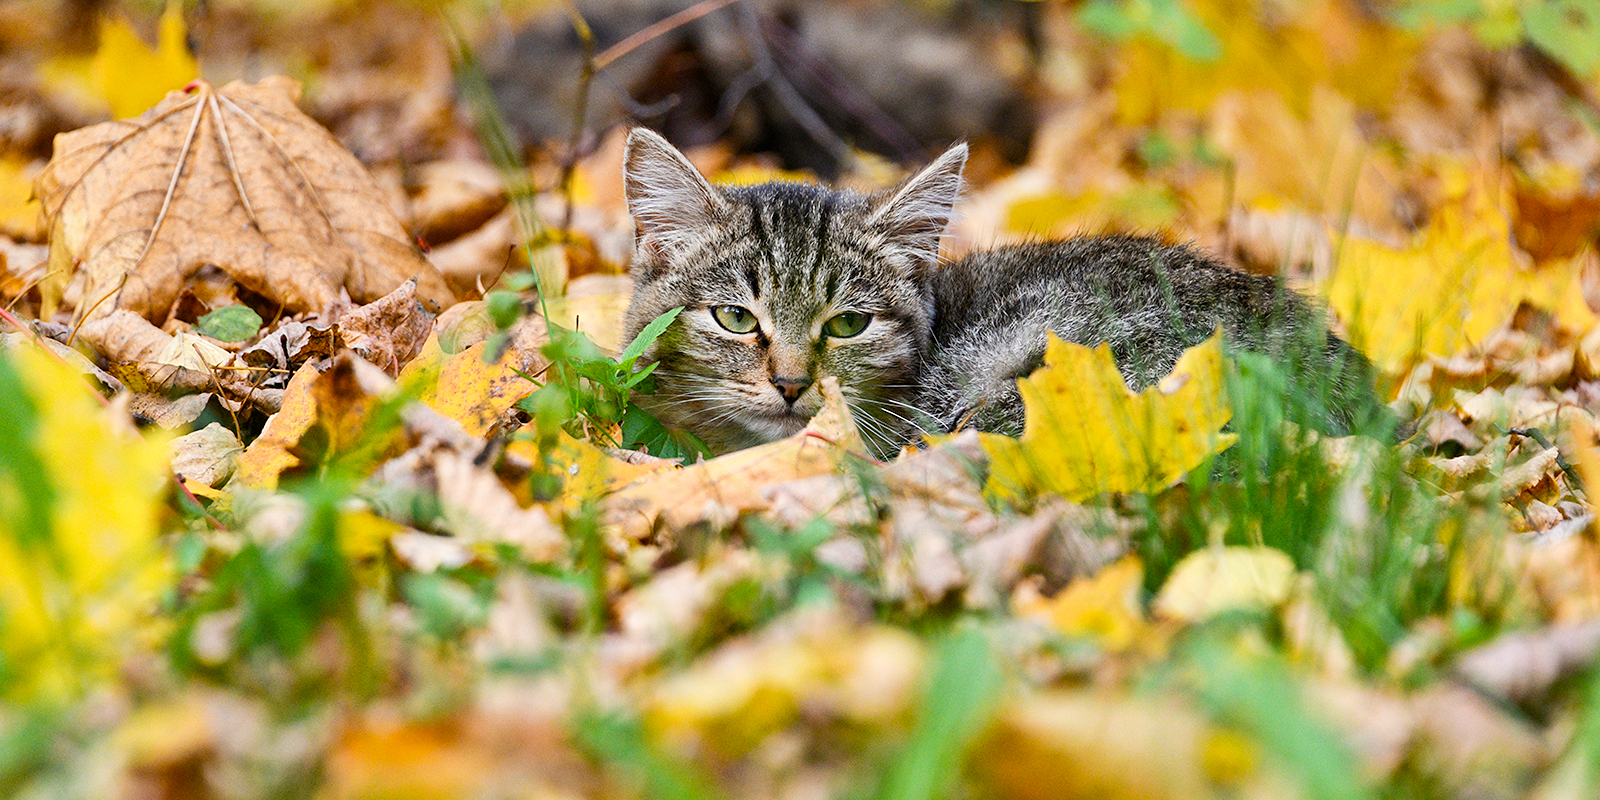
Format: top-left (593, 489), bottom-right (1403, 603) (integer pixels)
top-left (624, 128), bottom-right (725, 260)
top-left (868, 142), bottom-right (967, 267)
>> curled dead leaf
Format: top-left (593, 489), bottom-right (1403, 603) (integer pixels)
top-left (603, 377), bottom-right (867, 542)
top-left (35, 76), bottom-right (453, 383)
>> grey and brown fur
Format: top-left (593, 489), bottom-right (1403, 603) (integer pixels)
top-left (621, 128), bottom-right (1382, 458)
top-left (920, 237), bottom-right (1382, 437)
top-left (621, 127), bottom-right (963, 456)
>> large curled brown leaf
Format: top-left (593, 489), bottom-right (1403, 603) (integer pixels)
top-left (35, 76), bottom-right (453, 371)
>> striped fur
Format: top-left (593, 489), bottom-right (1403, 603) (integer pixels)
top-left (621, 128), bottom-right (955, 457)
top-left (621, 129), bottom-right (1383, 458)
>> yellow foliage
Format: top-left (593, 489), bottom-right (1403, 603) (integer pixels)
top-left (0, 346), bottom-right (171, 702)
top-left (1323, 162), bottom-right (1595, 373)
top-left (1017, 557), bottom-right (1146, 650)
top-left (0, 156), bottom-right (41, 241)
top-left (232, 363), bottom-right (321, 489)
top-left (90, 1), bottom-right (199, 119)
top-left (980, 332), bottom-right (1236, 502)
top-left (1003, 185), bottom-right (1180, 238)
top-left (713, 165), bottom-right (815, 187)
top-left (1114, 0), bottom-right (1416, 124)
top-left (1151, 546), bottom-right (1295, 623)
top-left (399, 336), bottom-right (538, 439)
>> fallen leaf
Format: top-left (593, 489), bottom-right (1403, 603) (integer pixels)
top-left (980, 332), bottom-right (1236, 502)
top-left (1323, 162), bottom-right (1593, 371)
top-left (972, 691), bottom-right (1240, 800)
top-left (89, 2), bottom-right (198, 120)
top-left (1152, 546), bottom-right (1296, 623)
top-left (193, 304), bottom-right (263, 343)
top-left (232, 354), bottom-right (401, 489)
top-left (398, 319), bottom-right (545, 439)
top-left (1017, 557), bottom-right (1147, 651)
top-left (0, 155), bottom-right (42, 241)
top-left (339, 276), bottom-right (435, 374)
top-left (406, 158), bottom-right (507, 245)
top-left (643, 612), bottom-right (925, 759)
top-left (170, 421), bottom-right (243, 487)
top-left (35, 76), bottom-right (453, 378)
top-left (603, 377), bottom-right (867, 541)
top-left (433, 447), bottom-right (565, 562)
top-left (1453, 619), bottom-right (1600, 706)
top-left (325, 716), bottom-right (498, 800)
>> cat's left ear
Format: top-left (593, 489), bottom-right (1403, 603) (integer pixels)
top-left (868, 142), bottom-right (967, 268)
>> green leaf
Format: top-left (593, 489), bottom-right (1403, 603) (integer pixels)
top-left (1524, 0), bottom-right (1600, 76)
top-left (1077, 0), bottom-right (1221, 62)
top-left (543, 326), bottom-right (606, 366)
top-left (194, 305), bottom-right (263, 343)
top-left (620, 404), bottom-right (708, 462)
top-left (625, 360), bottom-right (660, 388)
top-left (621, 306), bottom-right (683, 364)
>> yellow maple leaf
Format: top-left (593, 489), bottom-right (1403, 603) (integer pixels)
top-left (981, 332), bottom-right (1236, 502)
top-left (1322, 162), bottom-right (1592, 372)
top-left (90, 1), bottom-right (199, 119)
top-left (0, 345), bottom-right (171, 702)
top-left (398, 335), bottom-right (540, 439)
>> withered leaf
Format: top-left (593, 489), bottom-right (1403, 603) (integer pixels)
top-left (339, 277), bottom-right (435, 374)
top-left (35, 76), bottom-right (453, 371)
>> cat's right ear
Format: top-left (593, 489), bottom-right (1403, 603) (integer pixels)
top-left (624, 128), bottom-right (726, 263)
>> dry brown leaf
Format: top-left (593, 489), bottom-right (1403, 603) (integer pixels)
top-left (338, 276), bottom-right (434, 374)
top-left (1408, 683), bottom-right (1548, 798)
top-left (1305, 680), bottom-right (1414, 781)
top-left (406, 159), bottom-right (506, 246)
top-left (425, 207), bottom-right (521, 299)
top-left (35, 76), bottom-right (453, 375)
top-left (603, 377), bottom-right (866, 542)
top-left (432, 447), bottom-right (564, 562)
top-left (1453, 619), bottom-right (1600, 706)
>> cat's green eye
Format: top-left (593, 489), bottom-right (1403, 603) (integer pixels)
top-left (712, 305), bottom-right (758, 334)
top-left (824, 311), bottom-right (871, 339)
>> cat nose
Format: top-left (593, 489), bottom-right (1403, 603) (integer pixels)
top-left (770, 376), bottom-right (812, 404)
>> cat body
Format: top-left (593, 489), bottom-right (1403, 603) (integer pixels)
top-left (921, 237), bottom-right (1378, 437)
top-left (620, 128), bottom-right (1378, 458)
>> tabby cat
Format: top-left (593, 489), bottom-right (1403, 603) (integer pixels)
top-left (619, 127), bottom-right (1380, 458)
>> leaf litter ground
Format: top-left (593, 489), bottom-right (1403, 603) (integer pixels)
top-left (3, 2), bottom-right (1600, 799)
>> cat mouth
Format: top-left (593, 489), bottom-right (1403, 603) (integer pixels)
top-left (749, 407), bottom-right (811, 438)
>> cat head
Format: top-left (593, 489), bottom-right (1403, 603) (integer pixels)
top-left (620, 128), bottom-right (966, 457)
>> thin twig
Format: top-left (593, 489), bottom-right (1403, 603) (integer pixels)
top-left (757, 11), bottom-right (922, 162)
top-left (594, 0), bottom-right (744, 71)
top-left (735, 4), bottom-right (851, 166)
top-left (561, 3), bottom-right (597, 234)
